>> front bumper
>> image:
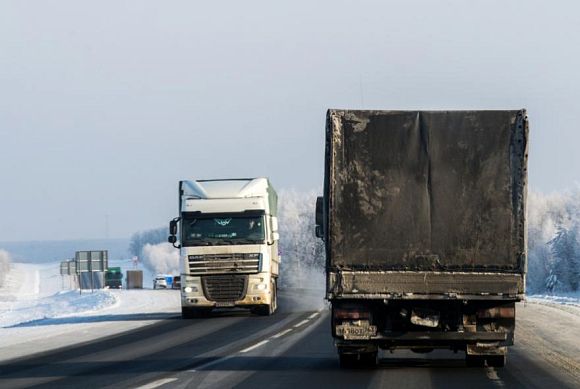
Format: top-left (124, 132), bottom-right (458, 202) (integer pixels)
top-left (181, 273), bottom-right (273, 308)
top-left (181, 290), bottom-right (272, 308)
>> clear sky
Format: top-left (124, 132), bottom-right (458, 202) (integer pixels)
top-left (1, 0), bottom-right (579, 241)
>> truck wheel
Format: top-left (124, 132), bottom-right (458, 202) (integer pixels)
top-left (338, 353), bottom-right (358, 368)
top-left (253, 303), bottom-right (273, 316)
top-left (486, 355), bottom-right (506, 368)
top-left (271, 279), bottom-right (278, 313)
top-left (359, 351), bottom-right (378, 367)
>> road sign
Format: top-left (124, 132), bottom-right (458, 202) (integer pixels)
top-left (68, 260), bottom-right (77, 275)
top-left (75, 250), bottom-right (108, 272)
top-left (60, 261), bottom-right (69, 275)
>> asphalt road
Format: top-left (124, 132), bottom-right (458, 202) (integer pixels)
top-left (1, 292), bottom-right (579, 389)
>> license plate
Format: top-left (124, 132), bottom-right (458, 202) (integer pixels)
top-left (337, 324), bottom-right (377, 340)
top-left (215, 302), bottom-right (235, 307)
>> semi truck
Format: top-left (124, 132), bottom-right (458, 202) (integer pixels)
top-left (104, 267), bottom-right (123, 289)
top-left (168, 178), bottom-right (280, 318)
top-left (316, 109), bottom-right (528, 368)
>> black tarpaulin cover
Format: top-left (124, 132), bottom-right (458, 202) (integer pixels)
top-left (324, 110), bottom-right (528, 273)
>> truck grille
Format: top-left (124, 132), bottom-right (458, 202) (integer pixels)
top-left (202, 274), bottom-right (248, 302)
top-left (188, 253), bottom-right (261, 275)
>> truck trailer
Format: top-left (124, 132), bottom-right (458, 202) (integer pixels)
top-left (169, 178), bottom-right (280, 318)
top-left (316, 109), bottom-right (528, 368)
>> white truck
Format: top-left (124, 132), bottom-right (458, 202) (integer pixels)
top-left (168, 178), bottom-right (280, 318)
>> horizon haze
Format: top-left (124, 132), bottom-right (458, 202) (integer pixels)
top-left (2, 0), bottom-right (580, 241)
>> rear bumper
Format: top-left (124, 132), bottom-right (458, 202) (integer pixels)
top-left (359, 331), bottom-right (507, 341)
top-left (328, 271), bottom-right (524, 299)
top-left (336, 331), bottom-right (508, 353)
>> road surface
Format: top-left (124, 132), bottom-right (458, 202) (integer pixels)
top-left (0, 291), bottom-right (579, 389)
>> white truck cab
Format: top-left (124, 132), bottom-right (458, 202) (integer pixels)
top-left (168, 178), bottom-right (280, 318)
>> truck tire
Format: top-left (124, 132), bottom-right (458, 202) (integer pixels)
top-left (271, 279), bottom-right (278, 313)
top-left (359, 351), bottom-right (378, 367)
top-left (486, 355), bottom-right (506, 368)
top-left (338, 353), bottom-right (358, 368)
top-left (465, 355), bottom-right (486, 367)
top-left (253, 304), bottom-right (273, 316)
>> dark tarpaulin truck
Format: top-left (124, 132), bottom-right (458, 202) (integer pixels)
top-left (315, 109), bottom-right (528, 368)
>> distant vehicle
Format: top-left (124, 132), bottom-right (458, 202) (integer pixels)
top-left (104, 267), bottom-right (123, 289)
top-left (168, 178), bottom-right (280, 318)
top-left (153, 275), bottom-right (168, 289)
top-left (172, 275), bottom-right (181, 290)
top-left (126, 270), bottom-right (143, 289)
top-left (317, 109), bottom-right (528, 368)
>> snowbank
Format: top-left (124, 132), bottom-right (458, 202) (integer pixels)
top-left (527, 292), bottom-right (580, 308)
top-left (0, 290), bottom-right (117, 328)
top-left (0, 261), bottom-right (180, 362)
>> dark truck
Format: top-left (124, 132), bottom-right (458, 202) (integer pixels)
top-left (315, 109), bottom-right (528, 368)
top-left (105, 267), bottom-right (123, 289)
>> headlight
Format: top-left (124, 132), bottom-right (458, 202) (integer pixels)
top-left (254, 283), bottom-right (267, 291)
top-left (183, 286), bottom-right (198, 293)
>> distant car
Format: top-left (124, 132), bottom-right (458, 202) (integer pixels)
top-left (172, 275), bottom-right (181, 290)
top-left (153, 276), bottom-right (168, 289)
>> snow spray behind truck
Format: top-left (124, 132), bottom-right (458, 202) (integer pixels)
top-left (316, 110), bottom-right (528, 368)
top-left (169, 178), bottom-right (280, 318)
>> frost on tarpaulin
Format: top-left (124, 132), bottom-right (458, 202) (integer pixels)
top-left (0, 249), bottom-right (12, 288)
top-left (141, 243), bottom-right (179, 276)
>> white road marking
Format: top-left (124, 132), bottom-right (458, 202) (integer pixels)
top-left (271, 328), bottom-right (293, 339)
top-left (293, 319), bottom-right (310, 328)
top-left (240, 339), bottom-right (269, 353)
top-left (188, 355), bottom-right (235, 373)
top-left (307, 312), bottom-right (320, 320)
top-left (136, 377), bottom-right (178, 389)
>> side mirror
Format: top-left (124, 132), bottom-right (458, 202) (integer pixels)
top-left (168, 217), bottom-right (181, 248)
top-left (169, 218), bottom-right (179, 235)
top-left (315, 196), bottom-right (323, 226)
top-left (272, 232), bottom-right (280, 241)
top-left (315, 196), bottom-right (324, 240)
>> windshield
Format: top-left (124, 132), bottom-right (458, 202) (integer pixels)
top-left (182, 215), bottom-right (265, 246)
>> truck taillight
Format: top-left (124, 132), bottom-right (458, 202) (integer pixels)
top-left (333, 308), bottom-right (370, 320)
top-left (476, 307), bottom-right (515, 319)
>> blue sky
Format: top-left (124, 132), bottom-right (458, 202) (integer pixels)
top-left (1, 0), bottom-right (580, 240)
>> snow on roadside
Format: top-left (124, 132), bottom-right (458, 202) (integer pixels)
top-left (527, 293), bottom-right (580, 308)
top-left (0, 290), bottom-right (117, 328)
top-left (0, 261), bottom-right (179, 362)
top-left (0, 263), bottom-right (118, 328)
